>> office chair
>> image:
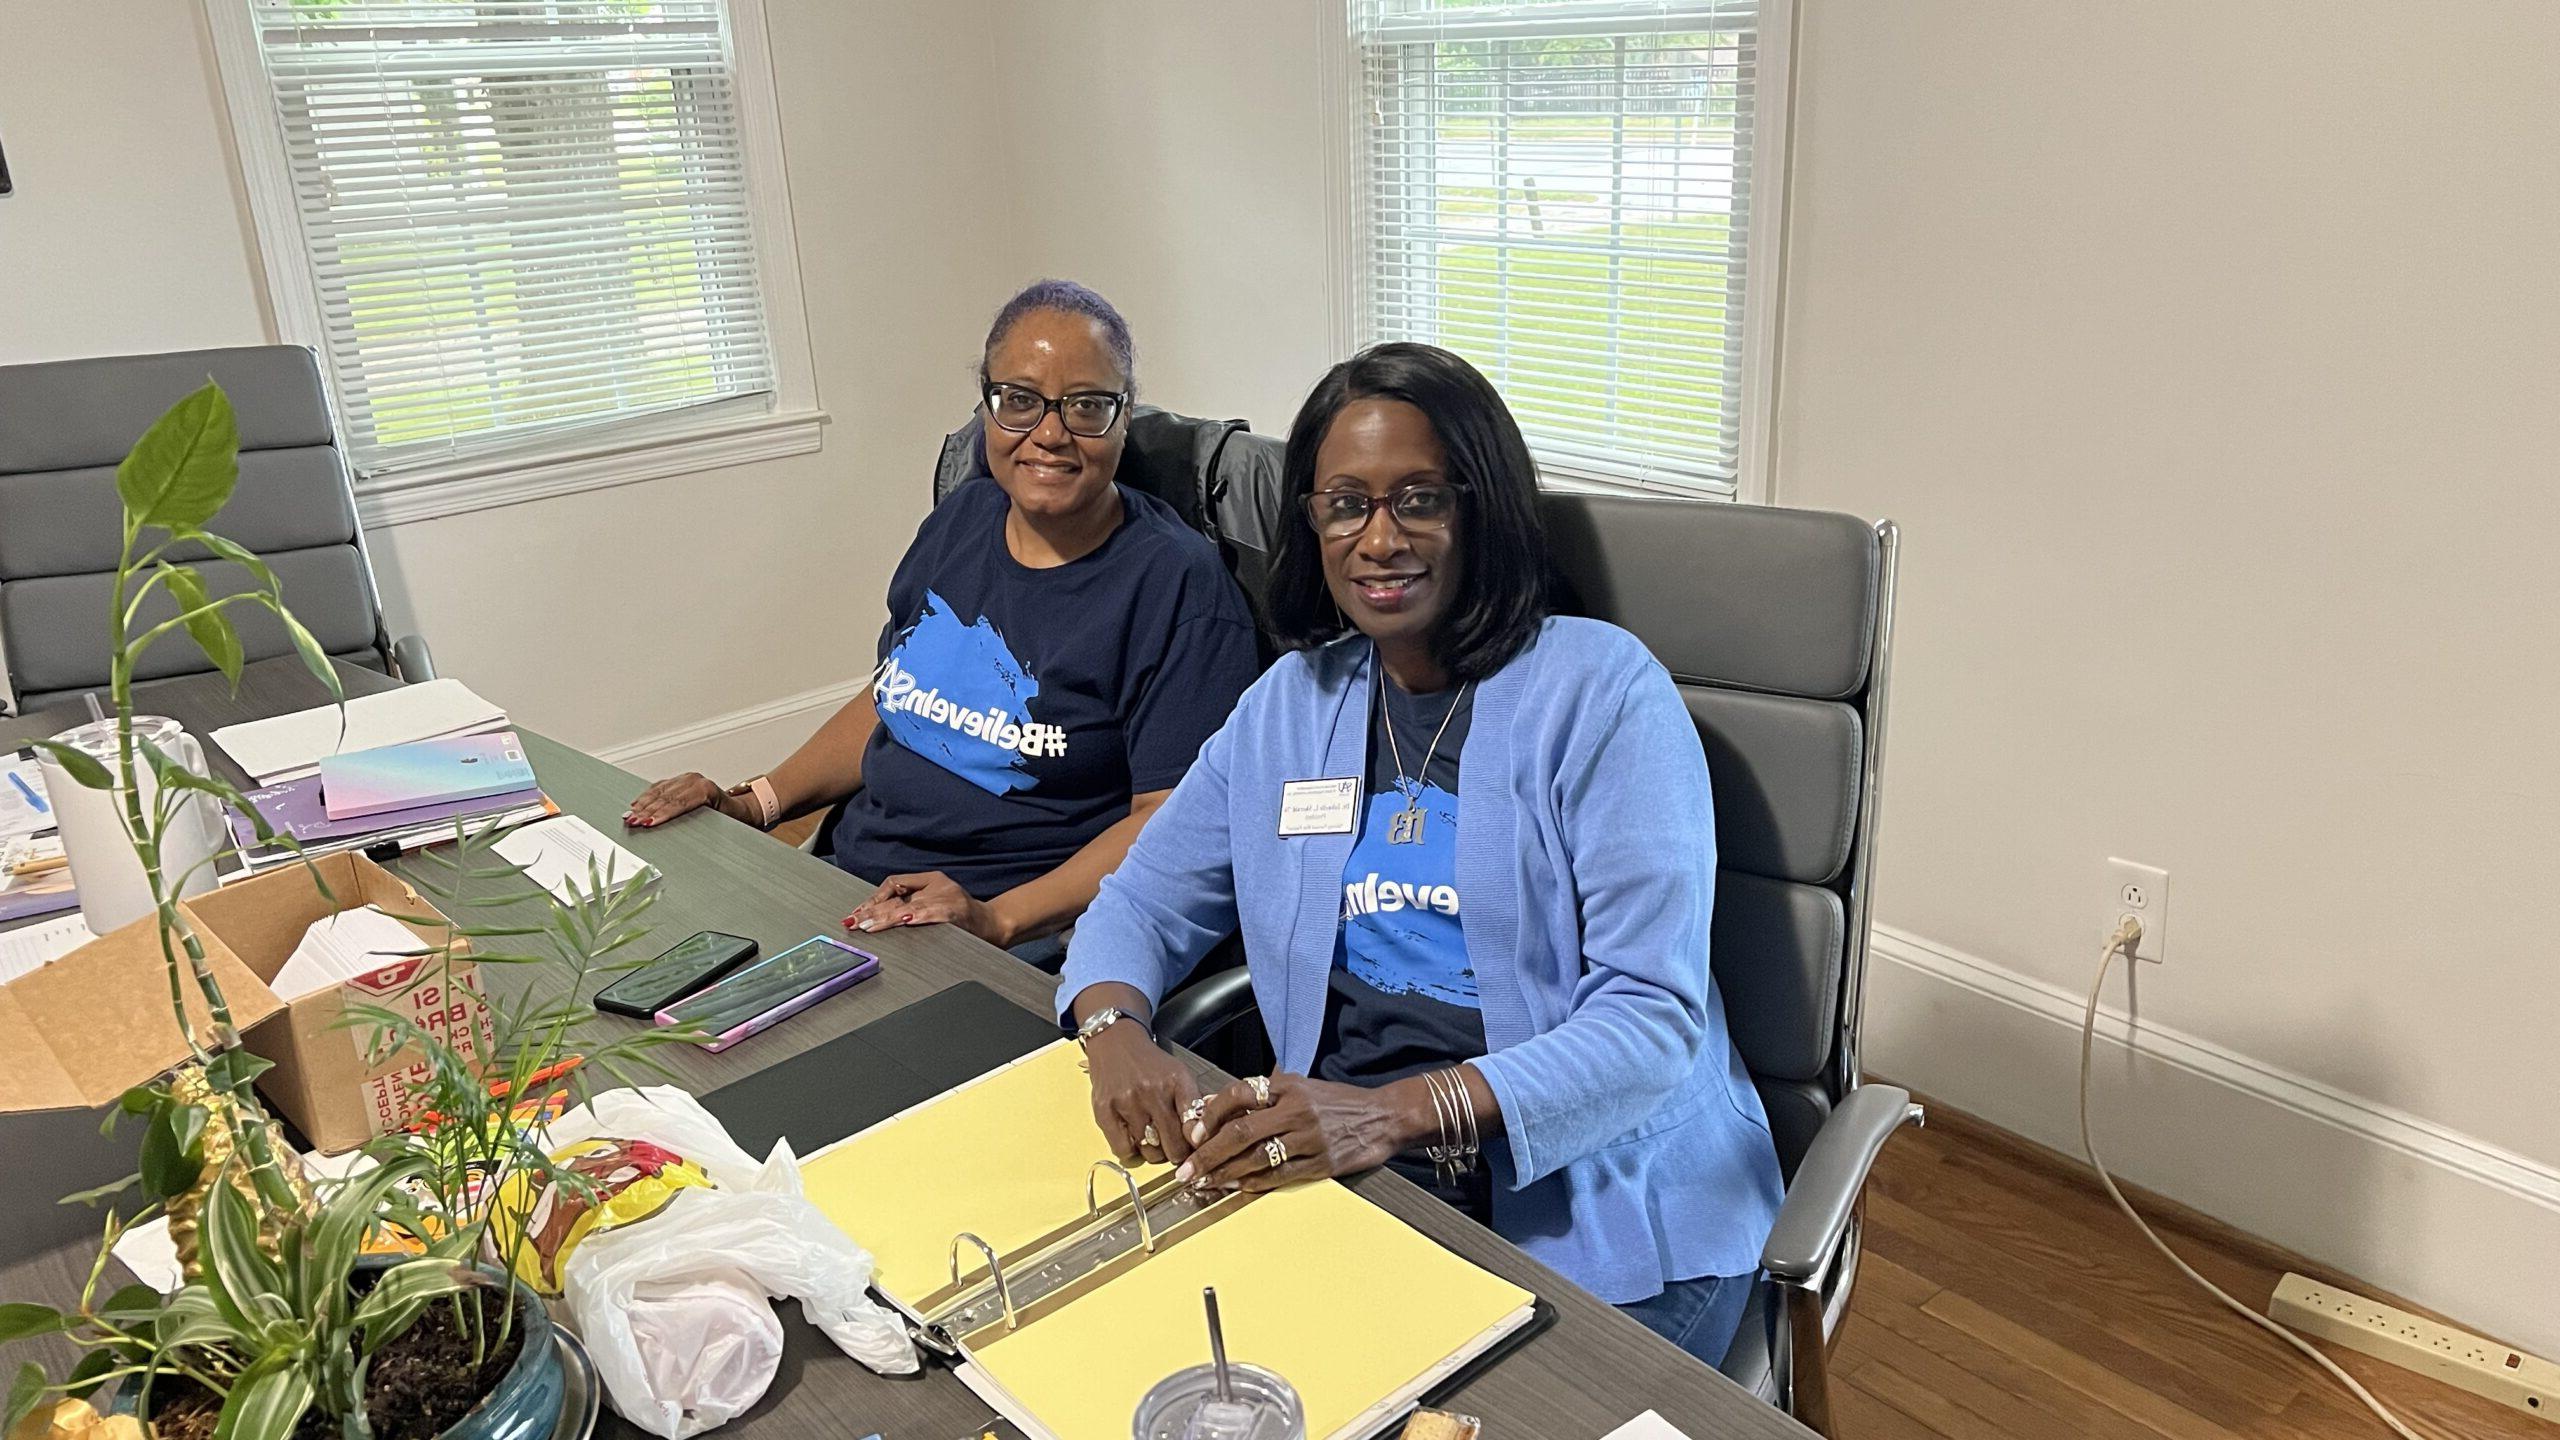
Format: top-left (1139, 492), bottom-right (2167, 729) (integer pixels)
top-left (0, 346), bottom-right (432, 715)
top-left (1153, 492), bottom-right (1918, 1437)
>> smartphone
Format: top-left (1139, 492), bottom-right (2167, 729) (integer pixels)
top-left (595, 931), bottom-right (758, 1018)
top-left (655, 935), bottom-right (880, 1051)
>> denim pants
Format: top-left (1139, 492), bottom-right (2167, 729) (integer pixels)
top-left (1615, 1270), bottom-right (1758, 1367)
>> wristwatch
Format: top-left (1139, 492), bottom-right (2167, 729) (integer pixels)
top-left (1076, 1006), bottom-right (1149, 1049)
top-left (723, 775), bottom-right (780, 830)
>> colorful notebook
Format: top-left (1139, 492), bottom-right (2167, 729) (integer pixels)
top-left (318, 731), bottom-right (535, 822)
top-left (798, 1042), bottom-right (1538, 1440)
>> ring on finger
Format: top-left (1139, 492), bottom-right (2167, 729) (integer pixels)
top-left (1245, 1075), bottom-right (1274, 1109)
top-left (1181, 1096), bottom-right (1209, 1126)
top-left (1263, 1136), bottom-right (1289, 1170)
top-left (1141, 1124), bottom-right (1159, 1151)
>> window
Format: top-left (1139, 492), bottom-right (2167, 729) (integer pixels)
top-left (209, 0), bottom-right (817, 512)
top-left (1352, 0), bottom-right (1779, 498)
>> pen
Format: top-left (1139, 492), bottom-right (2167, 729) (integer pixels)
top-left (7, 770), bottom-right (46, 815)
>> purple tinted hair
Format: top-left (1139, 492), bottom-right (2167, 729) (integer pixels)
top-left (981, 278), bottom-right (1137, 393)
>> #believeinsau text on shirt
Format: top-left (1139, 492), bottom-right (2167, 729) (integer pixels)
top-left (874, 588), bottom-right (1068, 795)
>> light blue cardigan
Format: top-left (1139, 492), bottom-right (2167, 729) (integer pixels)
top-left (1060, 617), bottom-right (1784, 1303)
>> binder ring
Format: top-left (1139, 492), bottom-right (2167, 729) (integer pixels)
top-left (949, 1232), bottom-right (1018, 1331)
top-left (1086, 1160), bottom-right (1158, 1254)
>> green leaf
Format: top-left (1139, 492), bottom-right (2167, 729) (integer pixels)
top-left (155, 1287), bottom-right (240, 1352)
top-left (202, 1172), bottom-right (287, 1326)
top-left (95, 1283), bottom-right (168, 1325)
top-left (63, 1348), bottom-right (122, 1400)
top-left (301, 1155), bottom-right (428, 1325)
top-left (204, 1048), bottom-right (277, 1095)
top-left (0, 1303), bottom-right (70, 1344)
top-left (351, 1259), bottom-right (475, 1352)
top-left (139, 1103), bottom-right (209, 1200)
top-left (121, 1084), bottom-right (164, 1116)
top-left (117, 380), bottom-right (240, 533)
top-left (157, 563), bottom-right (246, 685)
top-left (5, 1363), bottom-right (47, 1439)
top-left (56, 1174), bottom-right (140, 1208)
top-left (25, 739), bottom-right (112, 792)
top-left (213, 1354), bottom-right (318, 1440)
top-left (181, 529), bottom-right (281, 597)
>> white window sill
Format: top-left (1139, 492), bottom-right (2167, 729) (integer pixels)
top-left (352, 406), bottom-right (830, 527)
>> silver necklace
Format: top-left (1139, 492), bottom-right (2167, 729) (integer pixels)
top-left (1378, 661), bottom-right (1469, 846)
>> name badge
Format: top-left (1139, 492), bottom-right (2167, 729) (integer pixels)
top-left (1278, 778), bottom-right (1360, 836)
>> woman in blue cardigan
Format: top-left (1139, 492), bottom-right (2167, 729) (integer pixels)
top-left (1058, 343), bottom-right (1783, 1365)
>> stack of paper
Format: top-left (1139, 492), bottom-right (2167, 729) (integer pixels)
top-left (210, 679), bottom-right (509, 785)
top-left (0, 914), bottom-right (96, 985)
top-left (0, 831), bottom-right (78, 926)
top-left (268, 904), bottom-right (432, 1001)
top-left (492, 816), bottom-right (653, 903)
top-left (227, 774), bottom-right (556, 873)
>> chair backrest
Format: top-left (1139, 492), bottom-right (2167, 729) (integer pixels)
top-left (935, 406), bottom-right (1290, 654)
top-left (1542, 493), bottom-right (1897, 1182)
top-left (0, 346), bottom-right (391, 715)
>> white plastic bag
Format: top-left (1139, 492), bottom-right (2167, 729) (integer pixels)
top-left (550, 1087), bottom-right (918, 1438)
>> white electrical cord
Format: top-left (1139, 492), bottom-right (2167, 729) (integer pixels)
top-left (2079, 918), bottom-right (2436, 1440)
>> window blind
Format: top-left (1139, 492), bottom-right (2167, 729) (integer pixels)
top-left (239, 0), bottom-right (774, 474)
top-left (1353, 0), bottom-right (1762, 495)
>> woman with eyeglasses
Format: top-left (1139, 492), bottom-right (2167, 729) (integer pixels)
top-left (1058, 343), bottom-right (1783, 1364)
top-left (626, 280), bottom-right (1259, 965)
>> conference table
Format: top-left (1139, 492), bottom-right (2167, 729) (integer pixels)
top-left (0, 657), bottom-right (1810, 1440)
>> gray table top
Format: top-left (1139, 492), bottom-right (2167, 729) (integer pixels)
top-left (0, 658), bottom-right (1807, 1440)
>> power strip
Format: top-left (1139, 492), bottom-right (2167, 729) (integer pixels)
top-left (2268, 1273), bottom-right (2557, 1424)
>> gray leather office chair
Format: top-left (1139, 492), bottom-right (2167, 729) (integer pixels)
top-left (1155, 492), bottom-right (1918, 1437)
top-left (0, 345), bottom-right (432, 715)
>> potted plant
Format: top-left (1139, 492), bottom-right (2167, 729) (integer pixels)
top-left (0, 383), bottom-right (699, 1440)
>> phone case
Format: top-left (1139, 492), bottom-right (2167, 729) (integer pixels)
top-left (657, 937), bottom-right (881, 1051)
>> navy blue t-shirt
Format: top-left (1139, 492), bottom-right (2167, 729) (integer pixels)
top-left (829, 478), bottom-right (1259, 900)
top-left (1315, 671), bottom-right (1490, 1217)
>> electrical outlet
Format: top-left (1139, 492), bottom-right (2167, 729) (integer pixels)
top-left (2106, 857), bottom-right (2167, 962)
top-left (2269, 1273), bottom-right (2558, 1422)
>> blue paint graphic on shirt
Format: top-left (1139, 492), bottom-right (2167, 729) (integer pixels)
top-left (1339, 782), bottom-right (1475, 1008)
top-left (872, 588), bottom-right (1060, 796)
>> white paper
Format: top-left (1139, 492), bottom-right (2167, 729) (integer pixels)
top-left (1600, 1411), bottom-right (1695, 1440)
top-left (1, 754), bottom-right (53, 841)
top-left (209, 679), bottom-right (509, 784)
top-left (269, 904), bottom-right (431, 1001)
top-left (0, 914), bottom-right (96, 983)
top-left (493, 816), bottom-right (653, 903)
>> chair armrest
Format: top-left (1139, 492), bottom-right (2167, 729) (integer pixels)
top-left (390, 633), bottom-right (437, 683)
top-left (1154, 966), bottom-right (1257, 1051)
top-left (1761, 1084), bottom-right (1924, 1284)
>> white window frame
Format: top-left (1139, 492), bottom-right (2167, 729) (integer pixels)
top-left (1336, 0), bottom-right (1796, 505)
top-left (203, 0), bottom-right (824, 526)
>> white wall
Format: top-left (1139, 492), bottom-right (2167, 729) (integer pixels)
top-left (0, 0), bottom-right (1001, 782)
top-left (985, 2), bottom-right (1343, 434)
top-left (994, 0), bottom-right (2560, 1352)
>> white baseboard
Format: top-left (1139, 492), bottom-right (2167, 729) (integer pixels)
top-left (594, 677), bottom-right (865, 782)
top-left (1865, 924), bottom-right (2560, 1358)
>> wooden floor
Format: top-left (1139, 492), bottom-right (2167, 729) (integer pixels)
top-left (1834, 1098), bottom-right (2538, 1440)
top-left (771, 813), bottom-right (2534, 1438)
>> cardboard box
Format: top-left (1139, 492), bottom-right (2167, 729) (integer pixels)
top-left (185, 852), bottom-right (489, 1154)
top-left (0, 911), bottom-right (281, 1115)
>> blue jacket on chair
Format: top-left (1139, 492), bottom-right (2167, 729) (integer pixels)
top-left (1060, 616), bottom-right (1785, 1303)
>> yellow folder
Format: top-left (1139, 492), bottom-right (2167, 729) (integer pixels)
top-left (798, 1040), bottom-right (1538, 1440)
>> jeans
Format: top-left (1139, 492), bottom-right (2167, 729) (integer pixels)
top-left (1615, 1270), bottom-right (1758, 1368)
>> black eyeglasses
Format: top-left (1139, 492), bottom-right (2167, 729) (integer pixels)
top-left (982, 381), bottom-right (1128, 438)
top-left (1303, 482), bottom-right (1469, 539)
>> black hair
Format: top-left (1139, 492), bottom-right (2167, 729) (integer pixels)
top-left (980, 278), bottom-right (1137, 395)
top-left (1268, 343), bottom-right (1550, 681)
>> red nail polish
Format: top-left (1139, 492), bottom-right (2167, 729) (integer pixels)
top-left (898, 912), bottom-right (914, 924)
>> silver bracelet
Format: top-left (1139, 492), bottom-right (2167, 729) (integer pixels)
top-left (1423, 1067), bottom-right (1480, 1184)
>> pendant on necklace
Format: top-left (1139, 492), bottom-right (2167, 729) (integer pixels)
top-left (1388, 806), bottom-right (1426, 845)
